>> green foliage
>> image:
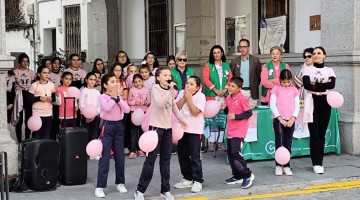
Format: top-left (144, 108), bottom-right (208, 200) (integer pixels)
top-left (36, 49), bottom-right (69, 72)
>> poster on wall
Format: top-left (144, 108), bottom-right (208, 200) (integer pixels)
top-left (259, 15), bottom-right (287, 54)
top-left (225, 15), bottom-right (249, 54)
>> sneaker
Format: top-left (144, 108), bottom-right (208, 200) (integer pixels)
top-left (116, 184), bottom-right (128, 193)
top-left (241, 173), bottom-right (255, 189)
top-left (134, 190), bottom-right (144, 200)
top-left (224, 177), bottom-right (243, 185)
top-left (129, 152), bottom-right (137, 159)
top-left (174, 179), bottom-right (193, 188)
top-left (208, 142), bottom-right (215, 152)
top-left (124, 148), bottom-right (130, 155)
top-left (283, 167), bottom-right (293, 176)
top-left (95, 188), bottom-right (105, 198)
top-left (275, 166), bottom-right (283, 176)
top-left (137, 150), bottom-right (145, 157)
top-left (191, 181), bottom-right (202, 193)
top-left (160, 192), bottom-right (174, 200)
top-left (94, 156), bottom-right (101, 160)
top-left (218, 143), bottom-right (227, 152)
top-left (313, 165), bottom-right (324, 174)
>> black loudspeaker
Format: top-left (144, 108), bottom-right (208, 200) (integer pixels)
top-left (22, 140), bottom-right (59, 191)
top-left (59, 127), bottom-right (88, 185)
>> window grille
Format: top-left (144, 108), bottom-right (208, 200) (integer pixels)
top-left (147, 0), bottom-right (169, 57)
top-left (65, 5), bottom-right (81, 55)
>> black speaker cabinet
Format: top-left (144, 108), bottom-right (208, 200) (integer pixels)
top-left (59, 127), bottom-right (88, 185)
top-left (22, 140), bottom-right (59, 191)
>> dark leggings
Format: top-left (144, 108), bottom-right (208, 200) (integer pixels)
top-left (15, 91), bottom-right (32, 143)
top-left (273, 119), bottom-right (295, 167)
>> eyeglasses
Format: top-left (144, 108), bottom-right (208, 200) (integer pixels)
top-left (303, 55), bottom-right (312, 59)
top-left (178, 58), bottom-right (188, 62)
top-left (239, 46), bottom-right (249, 49)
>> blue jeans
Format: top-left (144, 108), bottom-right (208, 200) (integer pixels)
top-left (96, 120), bottom-right (125, 188)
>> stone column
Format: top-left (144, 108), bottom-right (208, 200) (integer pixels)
top-left (185, 0), bottom-right (216, 63)
top-left (321, 0), bottom-right (360, 154)
top-left (0, 0), bottom-right (19, 175)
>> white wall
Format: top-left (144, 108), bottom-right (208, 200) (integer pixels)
top-left (295, 0), bottom-right (321, 52)
top-left (173, 0), bottom-right (185, 25)
top-left (122, 0), bottom-right (146, 59)
top-left (38, 0), bottom-right (62, 55)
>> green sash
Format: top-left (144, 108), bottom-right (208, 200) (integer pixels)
top-left (204, 62), bottom-right (231, 97)
top-left (261, 62), bottom-right (287, 97)
top-left (171, 67), bottom-right (194, 90)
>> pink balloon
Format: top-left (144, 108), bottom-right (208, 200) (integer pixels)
top-left (83, 104), bottom-right (97, 119)
top-left (27, 115), bottom-right (42, 132)
top-left (172, 122), bottom-right (184, 143)
top-left (327, 91), bottom-right (344, 108)
top-left (67, 86), bottom-right (80, 99)
top-left (275, 146), bottom-right (291, 165)
top-left (139, 130), bottom-right (158, 152)
top-left (126, 74), bottom-right (134, 88)
top-left (132, 108), bottom-right (146, 126)
top-left (141, 107), bottom-right (151, 132)
top-left (203, 100), bottom-right (221, 118)
top-left (86, 139), bottom-right (103, 157)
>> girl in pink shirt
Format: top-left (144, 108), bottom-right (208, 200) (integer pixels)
top-left (135, 67), bottom-right (185, 200)
top-left (56, 72), bottom-right (78, 128)
top-left (174, 76), bottom-right (206, 193)
top-left (95, 73), bottom-right (130, 198)
top-left (28, 66), bottom-right (56, 139)
top-left (270, 69), bottom-right (300, 176)
top-left (140, 64), bottom-right (156, 90)
top-left (223, 77), bottom-right (254, 188)
top-left (127, 74), bottom-right (150, 158)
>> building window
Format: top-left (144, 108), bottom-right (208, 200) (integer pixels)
top-left (64, 5), bottom-right (81, 55)
top-left (5, 0), bottom-right (25, 28)
top-left (258, 0), bottom-right (289, 54)
top-left (147, 0), bottom-right (169, 57)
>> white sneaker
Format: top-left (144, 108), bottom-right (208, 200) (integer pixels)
top-left (275, 166), bottom-right (283, 176)
top-left (90, 156), bottom-right (101, 160)
top-left (160, 192), bottom-right (175, 200)
top-left (95, 188), bottom-right (105, 198)
top-left (134, 190), bottom-right (144, 200)
top-left (313, 165), bottom-right (324, 174)
top-left (174, 178), bottom-right (193, 188)
top-left (116, 184), bottom-right (128, 193)
top-left (283, 167), bottom-right (293, 176)
top-left (191, 181), bottom-right (202, 193)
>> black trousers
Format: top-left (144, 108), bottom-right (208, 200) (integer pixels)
top-left (273, 119), bottom-right (295, 167)
top-left (123, 113), bottom-right (131, 149)
top-left (49, 105), bottom-right (60, 140)
top-left (15, 91), bottom-right (32, 143)
top-left (81, 115), bottom-right (100, 142)
top-left (308, 95), bottom-right (332, 166)
top-left (32, 116), bottom-right (52, 139)
top-left (137, 128), bottom-right (172, 193)
top-left (130, 122), bottom-right (143, 153)
top-left (227, 138), bottom-right (252, 179)
top-left (177, 133), bottom-right (203, 183)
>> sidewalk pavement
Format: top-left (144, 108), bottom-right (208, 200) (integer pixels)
top-left (9, 151), bottom-right (360, 200)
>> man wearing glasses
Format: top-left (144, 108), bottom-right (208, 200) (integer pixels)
top-left (230, 39), bottom-right (261, 108)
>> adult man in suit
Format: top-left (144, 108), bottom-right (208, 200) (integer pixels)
top-left (231, 39), bottom-right (261, 108)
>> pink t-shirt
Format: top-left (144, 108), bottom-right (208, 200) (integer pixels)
top-left (302, 66), bottom-right (336, 85)
top-left (57, 86), bottom-right (77, 119)
top-left (175, 90), bottom-right (206, 134)
top-left (13, 68), bottom-right (36, 91)
top-left (143, 76), bottom-right (156, 90)
top-left (29, 81), bottom-right (55, 117)
top-left (225, 92), bottom-right (252, 138)
top-left (99, 94), bottom-right (130, 121)
top-left (49, 72), bottom-right (61, 88)
top-left (128, 87), bottom-right (151, 112)
top-left (270, 85), bottom-right (299, 120)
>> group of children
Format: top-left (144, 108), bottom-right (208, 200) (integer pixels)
top-left (6, 51), bottom-right (302, 200)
